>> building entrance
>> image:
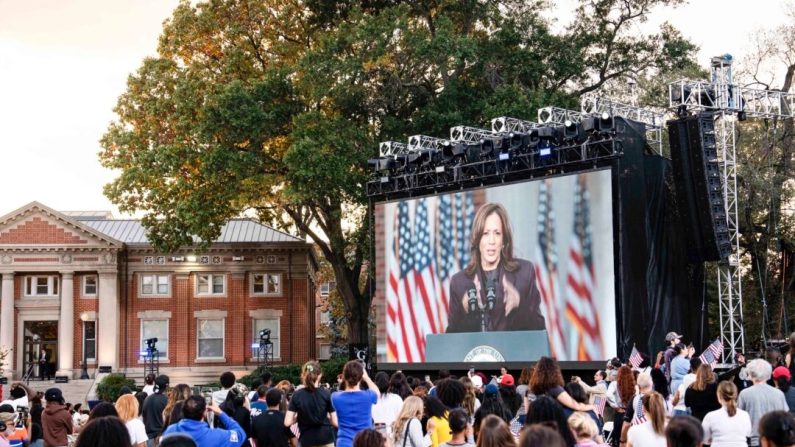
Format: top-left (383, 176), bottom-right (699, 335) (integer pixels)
top-left (22, 321), bottom-right (58, 381)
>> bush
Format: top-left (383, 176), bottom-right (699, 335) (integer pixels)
top-left (239, 356), bottom-right (348, 388)
top-left (96, 373), bottom-right (136, 402)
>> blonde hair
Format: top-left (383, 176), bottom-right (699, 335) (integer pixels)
top-left (393, 396), bottom-right (424, 445)
top-left (568, 411), bottom-right (598, 441)
top-left (717, 381), bottom-right (739, 417)
top-left (116, 394), bottom-right (139, 423)
top-left (643, 392), bottom-right (666, 435)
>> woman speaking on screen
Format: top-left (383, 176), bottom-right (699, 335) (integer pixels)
top-left (446, 202), bottom-right (546, 333)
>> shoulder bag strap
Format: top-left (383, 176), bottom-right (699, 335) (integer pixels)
top-left (403, 418), bottom-right (413, 447)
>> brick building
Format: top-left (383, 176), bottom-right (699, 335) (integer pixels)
top-left (0, 202), bottom-right (319, 382)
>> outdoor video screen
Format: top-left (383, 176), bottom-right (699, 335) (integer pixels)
top-left (374, 169), bottom-right (617, 364)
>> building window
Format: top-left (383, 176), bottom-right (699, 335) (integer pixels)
top-left (252, 318), bottom-right (280, 359)
top-left (319, 343), bottom-right (331, 360)
top-left (140, 274), bottom-right (170, 296)
top-left (83, 276), bottom-right (97, 296)
top-left (140, 319), bottom-right (168, 359)
top-left (83, 321), bottom-right (96, 362)
top-left (197, 319), bottom-right (224, 358)
top-left (197, 274), bottom-right (225, 296)
top-left (24, 276), bottom-right (59, 296)
top-left (251, 273), bottom-right (281, 296)
top-left (320, 311), bottom-right (332, 325)
top-left (320, 281), bottom-right (335, 297)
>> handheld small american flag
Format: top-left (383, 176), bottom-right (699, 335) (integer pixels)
top-left (699, 338), bottom-right (723, 367)
top-left (593, 395), bottom-right (607, 417)
top-left (629, 345), bottom-right (643, 368)
top-left (631, 395), bottom-right (647, 425)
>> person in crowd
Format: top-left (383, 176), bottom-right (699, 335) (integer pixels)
top-left (213, 372), bottom-right (238, 407)
top-left (248, 371), bottom-right (273, 403)
top-left (619, 373), bottom-right (653, 446)
top-left (74, 416), bottom-right (132, 447)
top-left (572, 371), bottom-right (608, 402)
top-left (773, 366), bottom-right (795, 414)
top-left (625, 392), bottom-right (666, 447)
top-left (519, 424), bottom-right (565, 447)
top-left (701, 381), bottom-right (751, 447)
top-left (446, 203), bottom-right (545, 333)
top-left (389, 372), bottom-right (413, 401)
top-left (767, 348), bottom-right (784, 369)
top-left (684, 364), bottom-right (721, 421)
top-left (437, 379), bottom-right (466, 413)
top-left (663, 332), bottom-right (683, 382)
top-left (497, 375), bottom-right (521, 417)
top-left (251, 388), bottom-right (296, 447)
top-left (116, 394), bottom-right (148, 447)
top-left (739, 359), bottom-right (790, 446)
top-left (758, 411), bottom-right (795, 447)
top-left (475, 415), bottom-right (514, 447)
top-left (284, 360), bottom-right (337, 447)
top-left (250, 385), bottom-right (270, 420)
top-left (29, 422), bottom-right (43, 447)
top-left (142, 374), bottom-right (170, 440)
top-left (2, 382), bottom-right (33, 411)
top-left (89, 402), bottom-right (119, 420)
top-left (649, 368), bottom-right (670, 405)
top-left (607, 365), bottom-right (635, 444)
top-left (42, 388), bottom-right (72, 447)
top-left (164, 401), bottom-right (186, 430)
top-left (425, 396), bottom-right (451, 447)
top-left (393, 396), bottom-right (430, 447)
top-left (564, 382), bottom-right (602, 434)
top-left (670, 344), bottom-right (693, 396)
top-left (162, 396), bottom-right (245, 447)
top-left (372, 371), bottom-right (403, 436)
top-left (786, 334), bottom-right (795, 379)
top-left (460, 377), bottom-right (481, 421)
top-left (135, 392), bottom-right (147, 416)
top-left (332, 361), bottom-right (379, 447)
top-left (568, 411), bottom-right (601, 447)
top-left (530, 357), bottom-right (593, 413)
top-left (352, 429), bottom-right (386, 447)
top-left (474, 384), bottom-right (512, 435)
top-left (665, 415), bottom-right (703, 447)
top-left (159, 433), bottom-right (198, 447)
top-left (143, 374), bottom-right (157, 396)
top-left (524, 395), bottom-right (576, 447)
top-left (163, 384), bottom-right (192, 428)
top-left (0, 406), bottom-right (27, 447)
top-left (275, 381), bottom-right (295, 405)
top-left (515, 368), bottom-right (533, 399)
top-left (220, 384), bottom-right (251, 445)
top-left (440, 409), bottom-right (474, 447)
top-left (29, 396), bottom-right (43, 428)
top-left (672, 358), bottom-right (701, 416)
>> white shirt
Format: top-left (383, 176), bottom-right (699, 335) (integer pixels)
top-left (673, 373), bottom-right (696, 411)
top-left (142, 384), bottom-right (155, 396)
top-left (702, 407), bottom-right (752, 447)
top-left (0, 396), bottom-right (27, 411)
top-left (212, 388), bottom-right (231, 406)
top-left (627, 421), bottom-right (667, 447)
top-left (126, 418), bottom-right (148, 445)
top-left (372, 393), bottom-right (403, 435)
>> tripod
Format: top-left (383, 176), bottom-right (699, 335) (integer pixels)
top-left (144, 347), bottom-right (159, 377)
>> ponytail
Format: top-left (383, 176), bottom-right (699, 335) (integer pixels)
top-left (643, 392), bottom-right (666, 436)
top-left (717, 381), bottom-right (738, 417)
top-left (302, 360), bottom-right (321, 391)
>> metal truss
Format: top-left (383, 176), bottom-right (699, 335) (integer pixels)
top-left (407, 135), bottom-right (448, 152)
top-left (450, 126), bottom-right (495, 144)
top-left (537, 107), bottom-right (585, 125)
top-left (491, 117), bottom-right (539, 133)
top-left (581, 94), bottom-right (664, 153)
top-left (367, 138), bottom-right (621, 199)
top-left (379, 141), bottom-right (408, 157)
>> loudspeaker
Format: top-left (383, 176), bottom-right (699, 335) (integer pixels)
top-left (668, 112), bottom-right (732, 262)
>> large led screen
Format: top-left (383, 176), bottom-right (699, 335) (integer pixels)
top-left (374, 169), bottom-right (616, 363)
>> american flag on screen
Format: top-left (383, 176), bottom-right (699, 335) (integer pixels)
top-left (629, 345), bottom-right (643, 368)
top-left (564, 176), bottom-right (604, 360)
top-left (535, 181), bottom-right (566, 358)
top-left (386, 201), bottom-right (422, 362)
top-left (699, 338), bottom-right (723, 367)
top-left (413, 200), bottom-right (441, 344)
top-left (435, 193), bottom-right (474, 334)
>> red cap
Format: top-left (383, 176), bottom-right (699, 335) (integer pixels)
top-left (773, 366), bottom-right (791, 380)
top-left (500, 373), bottom-right (515, 386)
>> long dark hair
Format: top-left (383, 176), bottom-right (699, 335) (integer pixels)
top-left (529, 357), bottom-right (564, 395)
top-left (474, 392), bottom-right (512, 434)
top-left (525, 395), bottom-right (577, 447)
top-left (423, 396), bottom-right (447, 419)
top-left (389, 372), bottom-right (412, 399)
top-left (464, 203), bottom-right (519, 276)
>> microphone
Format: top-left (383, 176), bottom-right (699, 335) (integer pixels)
top-left (486, 278), bottom-right (496, 311)
top-left (467, 287), bottom-right (478, 313)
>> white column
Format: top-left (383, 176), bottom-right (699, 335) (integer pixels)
top-left (57, 272), bottom-right (74, 376)
top-left (97, 272), bottom-right (119, 370)
top-left (0, 273), bottom-right (14, 376)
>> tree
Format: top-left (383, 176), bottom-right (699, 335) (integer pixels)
top-left (100, 0), bottom-right (698, 347)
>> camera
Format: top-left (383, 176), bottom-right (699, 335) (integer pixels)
top-left (259, 329), bottom-right (271, 340)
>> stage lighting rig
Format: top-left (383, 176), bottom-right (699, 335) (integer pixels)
top-left (368, 141), bottom-right (407, 176)
top-left (145, 338), bottom-right (158, 349)
top-left (491, 117), bottom-right (538, 134)
top-left (562, 119), bottom-right (586, 144)
top-left (407, 135), bottom-right (448, 171)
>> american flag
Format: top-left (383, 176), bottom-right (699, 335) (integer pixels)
top-left (564, 175), bottom-right (603, 360)
top-left (413, 200), bottom-right (441, 342)
top-left (593, 395), bottom-right (607, 417)
top-left (535, 180), bottom-right (566, 358)
top-left (631, 395), bottom-right (647, 425)
top-left (699, 338), bottom-right (723, 368)
top-left (386, 201), bottom-right (422, 362)
top-left (629, 345), bottom-right (643, 368)
top-left (435, 193), bottom-right (474, 333)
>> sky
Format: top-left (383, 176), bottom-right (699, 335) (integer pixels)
top-left (0, 0), bottom-right (791, 218)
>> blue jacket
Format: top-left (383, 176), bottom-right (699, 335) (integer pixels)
top-left (162, 412), bottom-right (246, 447)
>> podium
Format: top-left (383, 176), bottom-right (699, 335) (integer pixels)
top-left (425, 330), bottom-right (550, 362)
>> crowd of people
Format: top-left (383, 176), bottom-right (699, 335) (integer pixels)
top-left (7, 332), bottom-right (795, 447)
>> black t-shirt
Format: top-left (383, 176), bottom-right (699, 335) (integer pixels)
top-left (142, 392), bottom-right (168, 439)
top-left (684, 383), bottom-right (720, 421)
top-left (253, 409), bottom-right (295, 447)
top-left (288, 387), bottom-right (335, 446)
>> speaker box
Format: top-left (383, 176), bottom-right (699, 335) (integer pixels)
top-left (667, 112), bottom-right (732, 262)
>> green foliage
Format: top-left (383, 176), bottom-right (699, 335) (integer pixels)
top-left (96, 374), bottom-right (137, 402)
top-left (238, 357), bottom-right (348, 388)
